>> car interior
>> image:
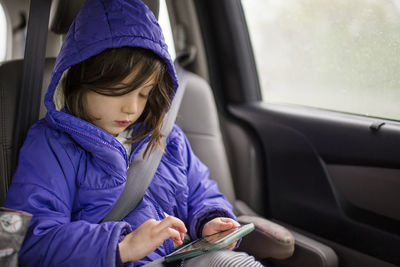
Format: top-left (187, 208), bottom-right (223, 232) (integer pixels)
top-left (1, 0), bottom-right (399, 266)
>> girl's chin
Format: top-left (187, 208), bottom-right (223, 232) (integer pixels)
top-left (102, 125), bottom-right (127, 137)
top-left (103, 128), bottom-right (123, 137)
top-left (112, 131), bottom-right (123, 137)
top-left (112, 128), bottom-right (127, 137)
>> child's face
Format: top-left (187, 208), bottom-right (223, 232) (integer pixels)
top-left (84, 74), bottom-right (154, 137)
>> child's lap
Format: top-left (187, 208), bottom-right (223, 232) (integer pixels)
top-left (142, 250), bottom-right (265, 267)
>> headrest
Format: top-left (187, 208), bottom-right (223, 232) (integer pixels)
top-left (49, 0), bottom-right (160, 35)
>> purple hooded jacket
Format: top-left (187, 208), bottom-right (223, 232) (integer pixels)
top-left (4, 0), bottom-right (236, 266)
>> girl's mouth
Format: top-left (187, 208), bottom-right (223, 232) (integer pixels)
top-left (115, 120), bottom-right (132, 127)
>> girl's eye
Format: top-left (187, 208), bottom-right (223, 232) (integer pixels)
top-left (139, 93), bottom-right (149, 99)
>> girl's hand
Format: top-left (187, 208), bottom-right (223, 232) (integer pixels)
top-left (118, 216), bottom-right (187, 263)
top-left (201, 217), bottom-right (240, 250)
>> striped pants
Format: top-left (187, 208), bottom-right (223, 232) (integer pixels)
top-left (144, 250), bottom-right (265, 267)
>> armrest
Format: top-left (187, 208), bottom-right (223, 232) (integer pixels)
top-left (273, 225), bottom-right (339, 267)
top-left (237, 215), bottom-right (295, 259)
top-left (235, 201), bottom-right (338, 266)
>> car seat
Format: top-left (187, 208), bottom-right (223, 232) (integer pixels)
top-left (0, 0), bottom-right (338, 266)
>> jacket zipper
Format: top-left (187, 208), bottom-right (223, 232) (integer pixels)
top-left (148, 197), bottom-right (163, 220)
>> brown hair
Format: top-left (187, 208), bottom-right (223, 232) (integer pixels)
top-left (63, 46), bottom-right (174, 157)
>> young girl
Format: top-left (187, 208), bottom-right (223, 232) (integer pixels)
top-left (5, 0), bottom-right (263, 266)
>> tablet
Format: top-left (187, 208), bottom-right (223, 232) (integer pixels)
top-left (165, 223), bottom-right (255, 262)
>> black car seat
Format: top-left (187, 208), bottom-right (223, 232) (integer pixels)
top-left (0, 0), bottom-right (338, 266)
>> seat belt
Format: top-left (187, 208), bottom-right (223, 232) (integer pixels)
top-left (102, 64), bottom-right (188, 222)
top-left (13, 0), bottom-right (51, 172)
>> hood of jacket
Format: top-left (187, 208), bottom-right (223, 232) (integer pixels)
top-left (43, 0), bottom-right (178, 170)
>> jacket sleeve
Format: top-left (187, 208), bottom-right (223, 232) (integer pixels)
top-left (4, 122), bottom-right (130, 267)
top-left (178, 128), bottom-right (237, 240)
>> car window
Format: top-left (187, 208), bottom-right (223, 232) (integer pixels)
top-left (242, 0), bottom-right (400, 121)
top-left (159, 0), bottom-right (175, 60)
top-left (0, 2), bottom-right (7, 62)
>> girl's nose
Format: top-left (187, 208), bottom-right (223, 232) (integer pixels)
top-left (121, 95), bottom-right (138, 114)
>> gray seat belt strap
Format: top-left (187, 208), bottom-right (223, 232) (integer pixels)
top-left (102, 64), bottom-right (188, 222)
top-left (13, 0), bottom-right (51, 172)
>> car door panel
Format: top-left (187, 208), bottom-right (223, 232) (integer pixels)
top-left (327, 164), bottom-right (400, 222)
top-left (229, 102), bottom-right (400, 265)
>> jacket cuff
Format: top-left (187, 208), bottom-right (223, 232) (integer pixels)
top-left (108, 222), bottom-right (131, 267)
top-left (116, 227), bottom-right (130, 266)
top-left (116, 245), bottom-right (124, 267)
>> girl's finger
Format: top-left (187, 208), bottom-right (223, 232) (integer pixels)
top-left (220, 218), bottom-right (240, 227)
top-left (157, 216), bottom-right (187, 234)
top-left (221, 223), bottom-right (234, 231)
top-left (214, 220), bottom-right (237, 231)
top-left (164, 227), bottom-right (184, 245)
